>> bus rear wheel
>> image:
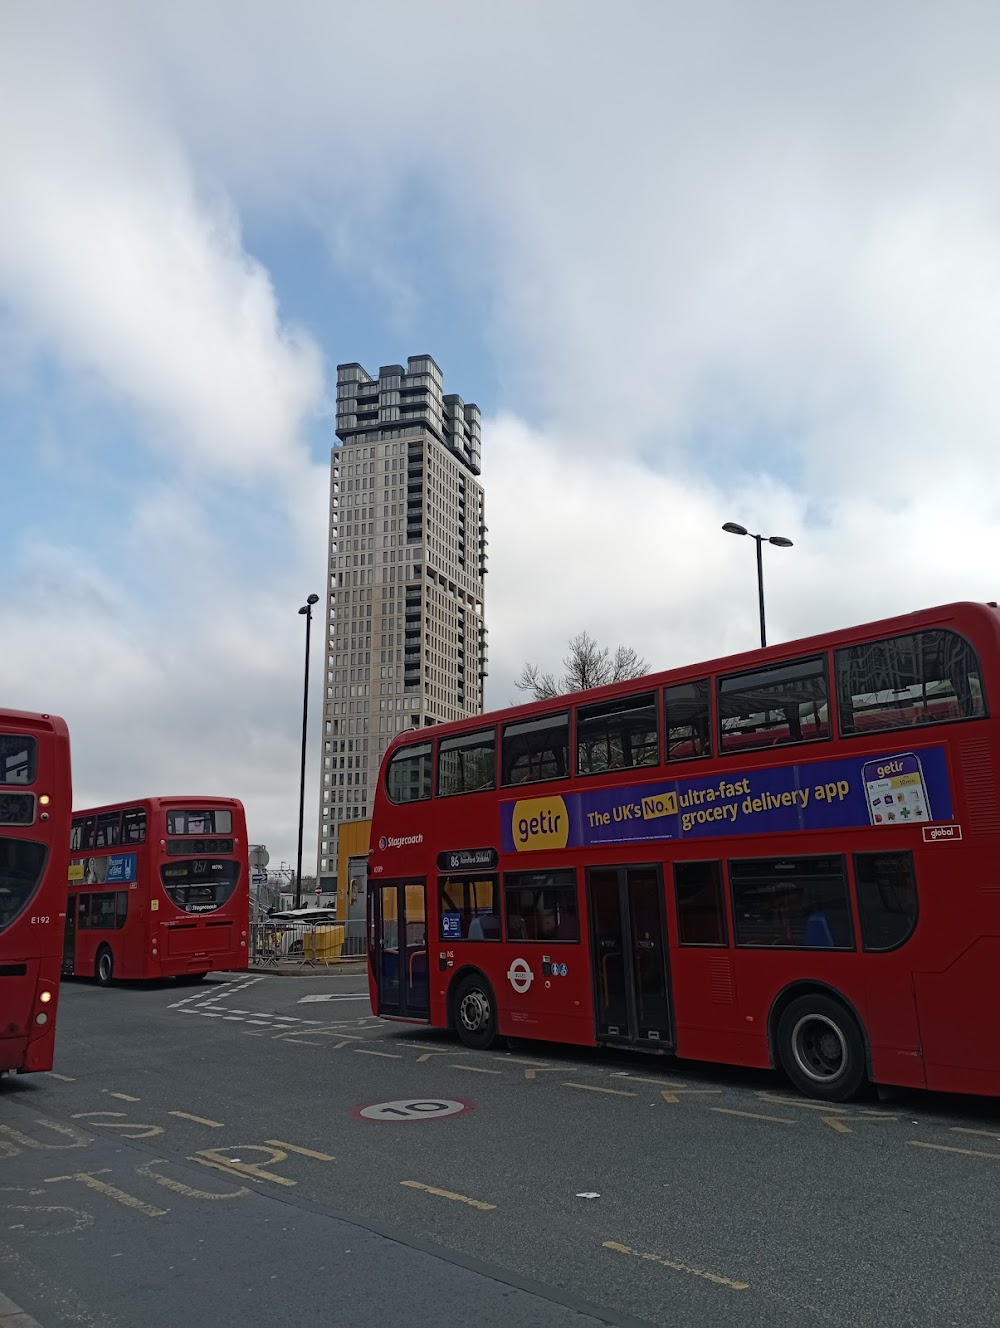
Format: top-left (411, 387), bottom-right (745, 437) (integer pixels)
top-left (95, 947), bottom-right (115, 987)
top-left (776, 994), bottom-right (867, 1101)
top-left (452, 973), bottom-right (499, 1051)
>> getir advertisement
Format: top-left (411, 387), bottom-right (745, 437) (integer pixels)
top-left (501, 747), bottom-right (951, 853)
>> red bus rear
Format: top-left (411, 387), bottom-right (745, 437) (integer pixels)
top-left (65, 797), bottom-right (249, 983)
top-left (0, 709), bottom-right (72, 1076)
top-left (368, 601), bottom-right (1000, 1101)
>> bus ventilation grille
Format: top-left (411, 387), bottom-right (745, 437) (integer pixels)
top-left (709, 956), bottom-right (735, 1005)
top-left (959, 738), bottom-right (1000, 834)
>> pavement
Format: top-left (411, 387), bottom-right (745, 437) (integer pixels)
top-left (2, 970), bottom-right (1000, 1327)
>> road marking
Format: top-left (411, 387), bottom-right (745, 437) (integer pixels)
top-left (953, 1127), bottom-right (1000, 1141)
top-left (353, 1049), bottom-right (402, 1059)
top-left (223, 1016), bottom-right (245, 1022)
top-left (0, 1119), bottom-right (90, 1153)
top-left (822, 1116), bottom-right (852, 1134)
top-left (103, 1091), bottom-right (141, 1102)
top-left (756, 1093), bottom-right (845, 1113)
top-left (45, 1072), bottom-right (75, 1082)
top-left (71, 1112), bottom-right (163, 1140)
top-left (137, 1160), bottom-right (248, 1200)
top-left (909, 1141), bottom-right (1000, 1161)
top-left (298, 994), bottom-right (370, 1003)
top-left (523, 1066), bottom-right (564, 1080)
top-left (45, 1169), bottom-right (168, 1218)
top-left (451, 1064), bottom-right (502, 1075)
top-left (661, 1089), bottom-right (723, 1104)
top-left (195, 1011), bottom-right (224, 1018)
top-left (245, 1020), bottom-right (276, 1027)
top-left (192, 1146), bottom-right (297, 1187)
top-left (169, 1112), bottom-right (224, 1128)
top-left (602, 1239), bottom-right (749, 1292)
top-left (275, 1038), bottom-right (325, 1046)
top-left (264, 1139), bottom-right (335, 1161)
top-left (401, 1180), bottom-right (496, 1211)
top-left (712, 1108), bottom-right (795, 1125)
top-left (564, 1082), bottom-right (637, 1097)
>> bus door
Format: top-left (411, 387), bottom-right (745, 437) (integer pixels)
top-left (375, 881), bottom-right (429, 1019)
top-left (62, 896), bottom-right (77, 976)
top-left (587, 865), bottom-right (674, 1048)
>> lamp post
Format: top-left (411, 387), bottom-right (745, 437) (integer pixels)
top-left (294, 593), bottom-right (320, 909)
top-left (722, 523), bottom-right (793, 649)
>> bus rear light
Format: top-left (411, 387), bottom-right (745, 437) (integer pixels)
top-left (35, 1012), bottom-right (48, 1025)
top-left (39, 991), bottom-right (52, 1003)
top-left (240, 940), bottom-right (246, 947)
top-left (39, 794), bottom-right (50, 805)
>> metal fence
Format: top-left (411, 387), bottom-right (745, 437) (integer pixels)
top-left (250, 918), bottom-right (367, 969)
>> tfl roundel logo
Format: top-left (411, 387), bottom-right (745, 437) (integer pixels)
top-left (378, 836), bottom-right (388, 851)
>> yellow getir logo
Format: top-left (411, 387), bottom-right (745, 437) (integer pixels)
top-left (511, 796), bottom-right (569, 852)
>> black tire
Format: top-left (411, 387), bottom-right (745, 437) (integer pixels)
top-left (95, 946), bottom-right (115, 987)
top-left (452, 973), bottom-right (500, 1051)
top-left (776, 993), bottom-right (867, 1102)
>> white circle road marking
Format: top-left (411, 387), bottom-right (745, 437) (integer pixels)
top-left (507, 958), bottom-right (534, 994)
top-left (358, 1099), bottom-right (469, 1122)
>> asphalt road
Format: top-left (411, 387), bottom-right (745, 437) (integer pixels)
top-left (2, 970), bottom-right (1000, 1328)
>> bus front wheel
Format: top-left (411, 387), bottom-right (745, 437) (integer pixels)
top-left (452, 973), bottom-right (499, 1051)
top-left (776, 994), bottom-right (867, 1101)
top-left (95, 947), bottom-right (115, 988)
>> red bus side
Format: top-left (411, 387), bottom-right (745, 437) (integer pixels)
top-left (67, 797), bottom-right (249, 982)
top-left (367, 600), bottom-right (1000, 1099)
top-left (0, 709), bottom-right (72, 1076)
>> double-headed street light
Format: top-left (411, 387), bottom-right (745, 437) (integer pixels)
top-left (722, 523), bottom-right (793, 649)
top-left (294, 593), bottom-right (320, 909)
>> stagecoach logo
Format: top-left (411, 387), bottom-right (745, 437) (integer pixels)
top-left (507, 957), bottom-right (534, 995)
top-left (378, 833), bottom-right (424, 851)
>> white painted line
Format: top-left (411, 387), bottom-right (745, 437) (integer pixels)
top-left (245, 1020), bottom-right (276, 1027)
top-left (298, 993), bottom-right (370, 1004)
top-left (223, 1016), bottom-right (245, 1022)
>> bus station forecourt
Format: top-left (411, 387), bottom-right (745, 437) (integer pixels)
top-left (5, 600), bottom-right (1000, 1326)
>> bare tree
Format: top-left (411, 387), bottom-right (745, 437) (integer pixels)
top-left (515, 631), bottom-right (649, 701)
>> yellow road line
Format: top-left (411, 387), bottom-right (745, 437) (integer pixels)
top-left (169, 1111), bottom-right (224, 1128)
top-left (909, 1141), bottom-right (1000, 1161)
top-left (401, 1180), bottom-right (496, 1211)
top-left (45, 1169), bottom-right (168, 1218)
top-left (353, 1049), bottom-right (402, 1059)
top-left (450, 1064), bottom-right (503, 1075)
top-left (756, 1093), bottom-right (844, 1113)
top-left (712, 1108), bottom-right (795, 1125)
top-left (264, 1139), bottom-right (335, 1161)
top-left (564, 1082), bottom-right (637, 1097)
top-left (822, 1116), bottom-right (852, 1134)
top-left (603, 1240), bottom-right (749, 1291)
top-left (138, 1160), bottom-right (248, 1200)
top-left (662, 1089), bottom-right (723, 1104)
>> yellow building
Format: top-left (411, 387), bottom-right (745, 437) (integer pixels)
top-left (335, 818), bottom-right (370, 924)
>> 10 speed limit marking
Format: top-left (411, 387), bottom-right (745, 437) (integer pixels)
top-left (355, 1098), bottom-right (472, 1123)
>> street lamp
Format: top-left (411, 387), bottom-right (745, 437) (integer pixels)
top-left (294, 593), bottom-right (320, 909)
top-left (722, 523), bottom-right (793, 649)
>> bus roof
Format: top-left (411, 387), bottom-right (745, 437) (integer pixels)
top-left (384, 599), bottom-right (1000, 752)
top-left (0, 708), bottom-right (68, 737)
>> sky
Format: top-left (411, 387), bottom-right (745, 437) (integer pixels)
top-left (4, 1), bottom-right (1000, 869)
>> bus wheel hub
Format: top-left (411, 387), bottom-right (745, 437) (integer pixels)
top-left (459, 991), bottom-right (489, 1032)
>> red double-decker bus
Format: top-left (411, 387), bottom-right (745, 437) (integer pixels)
top-left (368, 601), bottom-right (1000, 1101)
top-left (64, 797), bottom-right (249, 984)
top-left (0, 709), bottom-right (72, 1076)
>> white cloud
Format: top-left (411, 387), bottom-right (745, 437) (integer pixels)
top-left (4, 2), bottom-right (1000, 865)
